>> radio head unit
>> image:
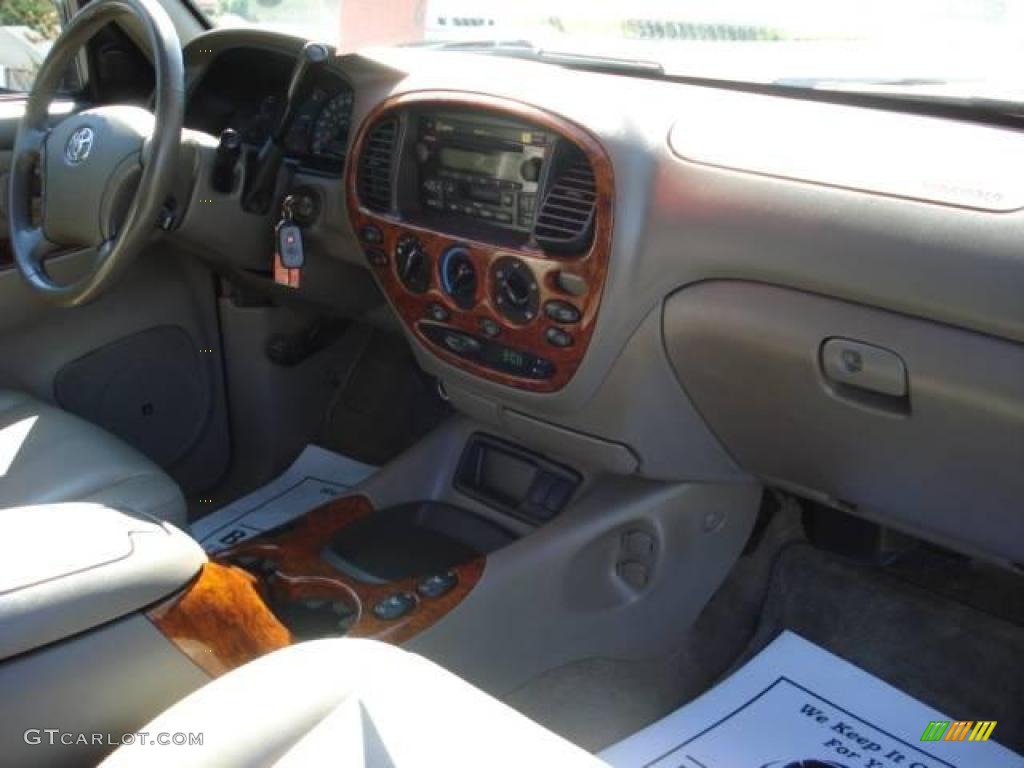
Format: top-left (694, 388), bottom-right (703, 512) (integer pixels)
top-left (414, 112), bottom-right (552, 234)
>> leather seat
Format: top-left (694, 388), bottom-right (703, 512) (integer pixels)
top-left (0, 390), bottom-right (186, 527)
top-left (102, 639), bottom-right (604, 767)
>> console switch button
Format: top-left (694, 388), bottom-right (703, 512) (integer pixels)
top-left (417, 572), bottom-right (458, 599)
top-left (373, 592), bottom-right (417, 621)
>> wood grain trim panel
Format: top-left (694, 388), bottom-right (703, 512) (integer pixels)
top-left (345, 91), bottom-right (614, 393)
top-left (147, 562), bottom-right (292, 677)
top-left (148, 496), bottom-right (484, 676)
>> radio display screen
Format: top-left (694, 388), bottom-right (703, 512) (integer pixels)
top-left (439, 147), bottom-right (502, 176)
top-left (416, 112), bottom-right (550, 233)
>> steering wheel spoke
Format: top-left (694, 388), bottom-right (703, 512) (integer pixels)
top-left (15, 126), bottom-right (49, 159)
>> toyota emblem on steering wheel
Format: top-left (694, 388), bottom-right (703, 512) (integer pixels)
top-left (64, 126), bottom-right (95, 165)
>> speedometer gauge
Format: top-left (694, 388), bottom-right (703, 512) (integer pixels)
top-left (311, 92), bottom-right (353, 159)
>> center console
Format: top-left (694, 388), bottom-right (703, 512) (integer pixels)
top-left (147, 494), bottom-right (520, 676)
top-left (346, 92), bottom-right (614, 392)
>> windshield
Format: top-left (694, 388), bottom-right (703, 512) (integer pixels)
top-left (199, 0), bottom-right (1024, 105)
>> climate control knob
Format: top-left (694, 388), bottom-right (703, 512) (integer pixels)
top-left (440, 246), bottom-right (478, 309)
top-left (491, 256), bottom-right (539, 325)
top-left (395, 235), bottom-right (431, 293)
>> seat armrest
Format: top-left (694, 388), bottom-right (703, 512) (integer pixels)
top-left (0, 503), bottom-right (204, 661)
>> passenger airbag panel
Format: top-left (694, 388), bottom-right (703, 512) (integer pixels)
top-left (664, 281), bottom-right (1024, 562)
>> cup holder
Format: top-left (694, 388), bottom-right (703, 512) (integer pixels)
top-left (224, 554), bottom-right (357, 639)
top-left (265, 593), bottom-right (356, 640)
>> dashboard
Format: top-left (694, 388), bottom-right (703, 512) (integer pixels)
top-left (178, 33), bottom-right (1024, 566)
top-left (186, 47), bottom-right (353, 175)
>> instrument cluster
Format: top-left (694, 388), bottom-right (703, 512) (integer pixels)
top-left (186, 48), bottom-right (354, 175)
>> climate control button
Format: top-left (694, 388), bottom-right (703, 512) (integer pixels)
top-left (543, 300), bottom-right (581, 324)
top-left (478, 317), bottom-right (501, 338)
top-left (545, 327), bottom-right (574, 348)
top-left (426, 303), bottom-right (450, 322)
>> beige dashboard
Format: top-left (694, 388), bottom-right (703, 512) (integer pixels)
top-left (181, 31), bottom-right (1024, 564)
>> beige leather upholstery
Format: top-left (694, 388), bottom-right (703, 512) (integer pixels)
top-left (0, 390), bottom-right (186, 526)
top-left (103, 639), bottom-right (604, 767)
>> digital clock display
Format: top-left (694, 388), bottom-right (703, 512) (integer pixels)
top-left (500, 348), bottom-right (527, 370)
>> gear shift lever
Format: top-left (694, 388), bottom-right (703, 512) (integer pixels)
top-left (243, 42), bottom-right (330, 213)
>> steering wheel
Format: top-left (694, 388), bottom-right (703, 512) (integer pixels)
top-left (7, 0), bottom-right (183, 307)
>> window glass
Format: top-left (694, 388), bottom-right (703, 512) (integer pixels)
top-left (0, 0), bottom-right (62, 92)
top-left (201, 0), bottom-right (1024, 107)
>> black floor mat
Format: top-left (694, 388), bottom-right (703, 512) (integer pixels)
top-left (737, 543), bottom-right (1024, 753)
top-left (317, 328), bottom-right (452, 466)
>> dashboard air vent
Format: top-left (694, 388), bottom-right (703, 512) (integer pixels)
top-left (357, 118), bottom-right (398, 212)
top-left (534, 146), bottom-right (597, 254)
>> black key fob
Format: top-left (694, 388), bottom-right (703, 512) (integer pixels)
top-left (277, 222), bottom-right (304, 269)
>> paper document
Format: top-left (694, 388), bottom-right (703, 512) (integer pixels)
top-left (601, 631), bottom-right (1020, 768)
top-left (191, 444), bottom-right (376, 553)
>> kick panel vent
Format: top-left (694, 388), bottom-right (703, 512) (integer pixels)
top-left (357, 118), bottom-right (398, 212)
top-left (534, 145), bottom-right (597, 255)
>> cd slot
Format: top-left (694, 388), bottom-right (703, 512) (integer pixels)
top-left (436, 136), bottom-right (524, 154)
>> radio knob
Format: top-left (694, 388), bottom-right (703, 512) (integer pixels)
top-left (520, 157), bottom-right (543, 183)
top-left (415, 141), bottom-right (431, 163)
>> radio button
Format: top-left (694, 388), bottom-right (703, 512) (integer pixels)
top-left (520, 157), bottom-right (543, 183)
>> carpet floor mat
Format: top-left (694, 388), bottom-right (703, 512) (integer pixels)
top-left (736, 542), bottom-right (1024, 753)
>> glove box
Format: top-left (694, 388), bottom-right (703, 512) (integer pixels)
top-left (664, 280), bottom-right (1024, 564)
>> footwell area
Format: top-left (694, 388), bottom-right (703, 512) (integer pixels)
top-left (508, 511), bottom-right (1024, 759)
top-left (739, 544), bottom-right (1024, 755)
top-left (317, 328), bottom-right (452, 466)
top-left (601, 631), bottom-right (1021, 768)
